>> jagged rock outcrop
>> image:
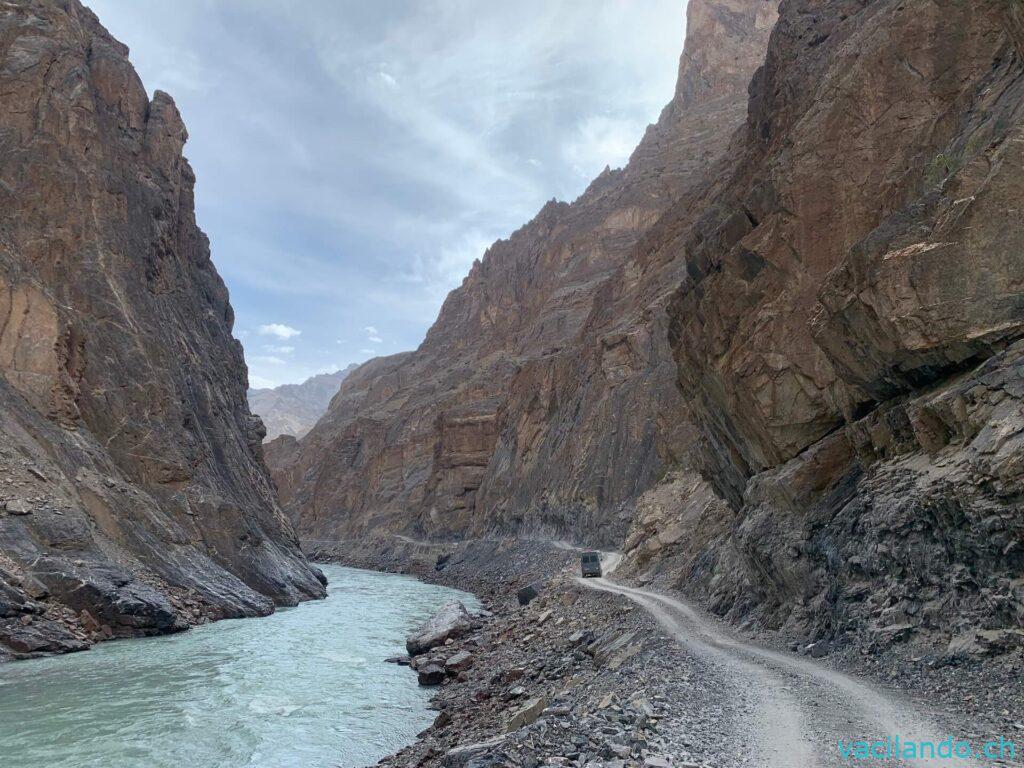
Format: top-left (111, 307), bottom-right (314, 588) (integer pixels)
top-left (270, 0), bottom-right (779, 544)
top-left (0, 0), bottom-right (324, 659)
top-left (249, 365), bottom-right (358, 441)
top-left (619, 0), bottom-right (1024, 651)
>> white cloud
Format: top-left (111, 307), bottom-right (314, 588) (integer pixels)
top-left (258, 323), bottom-right (301, 339)
top-left (563, 115), bottom-right (644, 179)
top-left (251, 355), bottom-right (286, 365)
top-left (249, 374), bottom-right (276, 389)
top-left (264, 344), bottom-right (295, 354)
top-left (88, 0), bottom-right (684, 389)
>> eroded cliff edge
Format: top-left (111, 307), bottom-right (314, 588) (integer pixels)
top-left (0, 0), bottom-right (325, 659)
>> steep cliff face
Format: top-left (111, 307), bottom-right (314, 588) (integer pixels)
top-left (0, 0), bottom-right (324, 659)
top-left (270, 0), bottom-right (779, 544)
top-left (249, 365), bottom-right (358, 441)
top-left (621, 0), bottom-right (1024, 652)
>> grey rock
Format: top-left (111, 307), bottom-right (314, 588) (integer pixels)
top-left (4, 500), bottom-right (31, 515)
top-left (445, 649), bottom-right (474, 673)
top-left (505, 697), bottom-right (547, 732)
top-left (517, 583), bottom-right (541, 606)
top-left (443, 736), bottom-right (508, 768)
top-left (806, 640), bottom-right (830, 659)
top-left (407, 600), bottom-right (473, 655)
top-left (417, 664), bottom-right (446, 686)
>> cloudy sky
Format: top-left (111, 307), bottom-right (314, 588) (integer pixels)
top-left (88, 0), bottom-right (685, 388)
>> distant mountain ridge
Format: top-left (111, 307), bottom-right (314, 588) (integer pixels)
top-left (249, 365), bottom-right (359, 441)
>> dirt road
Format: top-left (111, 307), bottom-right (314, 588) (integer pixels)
top-left (578, 569), bottom-right (990, 768)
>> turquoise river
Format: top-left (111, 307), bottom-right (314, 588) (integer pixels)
top-left (0, 564), bottom-right (477, 768)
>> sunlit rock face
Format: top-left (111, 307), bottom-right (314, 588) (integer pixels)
top-left (270, 0), bottom-right (779, 544)
top-left (0, 0), bottom-right (324, 659)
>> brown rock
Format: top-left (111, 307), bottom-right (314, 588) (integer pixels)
top-left (269, 0), bottom-right (778, 550)
top-left (0, 0), bottom-right (324, 658)
top-left (248, 366), bottom-right (358, 441)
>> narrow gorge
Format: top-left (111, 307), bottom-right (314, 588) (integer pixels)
top-left (2, 1), bottom-right (1023, 767)
top-left (272, 0), bottom-right (1024, 660)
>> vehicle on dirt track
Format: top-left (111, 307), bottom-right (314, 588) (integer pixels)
top-left (580, 551), bottom-right (602, 578)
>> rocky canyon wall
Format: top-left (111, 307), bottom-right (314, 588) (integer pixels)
top-left (269, 0), bottom-right (780, 545)
top-left (273, 0), bottom-right (1024, 653)
top-left (621, 0), bottom-right (1024, 654)
top-left (0, 0), bottom-right (324, 659)
top-left (249, 365), bottom-right (359, 441)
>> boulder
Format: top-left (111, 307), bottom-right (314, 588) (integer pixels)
top-left (445, 649), bottom-right (474, 673)
top-left (432, 710), bottom-right (452, 729)
top-left (29, 558), bottom-right (179, 635)
top-left (805, 640), bottom-right (830, 659)
top-left (406, 600), bottom-right (472, 655)
top-left (0, 616), bottom-right (90, 656)
top-left (4, 500), bottom-right (32, 515)
top-left (870, 623), bottom-right (915, 646)
top-left (505, 697), bottom-right (547, 732)
top-left (443, 736), bottom-right (508, 768)
top-left (946, 631), bottom-right (987, 658)
top-left (950, 628), bottom-right (1024, 658)
top-left (517, 583), bottom-right (540, 606)
top-left (417, 664), bottom-right (446, 686)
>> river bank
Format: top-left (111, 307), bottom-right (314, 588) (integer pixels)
top-left (308, 538), bottom-right (1024, 768)
top-left (0, 565), bottom-right (476, 768)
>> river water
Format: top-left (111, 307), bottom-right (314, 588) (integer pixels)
top-left (0, 565), bottom-right (477, 768)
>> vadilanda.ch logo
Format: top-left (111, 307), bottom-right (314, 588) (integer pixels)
top-left (838, 735), bottom-right (1016, 762)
